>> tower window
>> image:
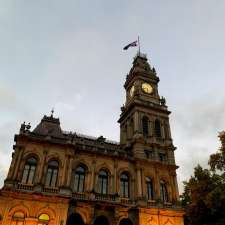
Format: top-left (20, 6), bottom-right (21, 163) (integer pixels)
top-left (21, 157), bottom-right (37, 184)
top-left (154, 119), bottom-right (161, 137)
top-left (98, 170), bottom-right (108, 194)
top-left (158, 153), bottom-right (167, 162)
top-left (160, 180), bottom-right (169, 202)
top-left (146, 177), bottom-right (154, 200)
top-left (120, 173), bottom-right (129, 198)
top-left (142, 116), bottom-right (149, 137)
top-left (144, 150), bottom-right (153, 159)
top-left (73, 166), bottom-right (86, 192)
top-left (45, 160), bottom-right (59, 187)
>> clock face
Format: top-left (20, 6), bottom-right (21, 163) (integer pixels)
top-left (130, 85), bottom-right (135, 97)
top-left (142, 83), bottom-right (153, 94)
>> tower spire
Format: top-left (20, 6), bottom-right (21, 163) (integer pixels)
top-left (138, 36), bottom-right (141, 54)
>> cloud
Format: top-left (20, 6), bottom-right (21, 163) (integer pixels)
top-left (173, 93), bottom-right (225, 192)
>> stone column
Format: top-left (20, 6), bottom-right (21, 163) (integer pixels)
top-left (154, 168), bottom-right (160, 200)
top-left (66, 157), bottom-right (73, 187)
top-left (141, 168), bottom-right (145, 198)
top-left (149, 120), bottom-right (153, 136)
top-left (40, 151), bottom-right (48, 184)
top-left (161, 122), bottom-right (165, 139)
top-left (6, 151), bottom-right (16, 180)
top-left (90, 160), bottom-right (96, 192)
top-left (37, 150), bottom-right (47, 184)
top-left (131, 178), bottom-right (135, 199)
top-left (12, 147), bottom-right (24, 180)
top-left (61, 154), bottom-right (69, 186)
top-left (170, 172), bottom-right (179, 202)
top-left (113, 162), bottom-right (118, 194)
top-left (134, 111), bottom-right (139, 133)
top-left (136, 168), bottom-right (142, 197)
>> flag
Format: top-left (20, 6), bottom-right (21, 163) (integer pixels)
top-left (123, 40), bottom-right (137, 50)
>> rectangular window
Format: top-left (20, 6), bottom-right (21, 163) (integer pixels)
top-left (51, 169), bottom-right (58, 187)
top-left (45, 168), bottom-right (52, 186)
top-left (159, 153), bottom-right (167, 162)
top-left (21, 165), bottom-right (29, 183)
top-left (28, 165), bottom-right (35, 184)
top-left (145, 150), bottom-right (153, 159)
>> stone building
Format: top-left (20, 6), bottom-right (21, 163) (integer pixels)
top-left (0, 53), bottom-right (184, 225)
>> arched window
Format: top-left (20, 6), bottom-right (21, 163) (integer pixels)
top-left (120, 173), bottom-right (129, 198)
top-left (12, 211), bottom-right (25, 225)
top-left (155, 119), bottom-right (161, 137)
top-left (160, 180), bottom-right (169, 202)
top-left (146, 177), bottom-right (154, 200)
top-left (45, 160), bottom-right (59, 187)
top-left (98, 170), bottom-right (108, 194)
top-left (38, 213), bottom-right (49, 225)
top-left (21, 157), bottom-right (37, 184)
top-left (142, 116), bottom-right (148, 137)
top-left (73, 166), bottom-right (85, 192)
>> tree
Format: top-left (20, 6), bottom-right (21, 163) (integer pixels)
top-left (209, 131), bottom-right (225, 172)
top-left (181, 131), bottom-right (225, 225)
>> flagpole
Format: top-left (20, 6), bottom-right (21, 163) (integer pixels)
top-left (138, 36), bottom-right (140, 54)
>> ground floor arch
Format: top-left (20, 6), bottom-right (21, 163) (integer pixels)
top-left (119, 218), bottom-right (133, 225)
top-left (66, 213), bottom-right (84, 225)
top-left (94, 215), bottom-right (109, 225)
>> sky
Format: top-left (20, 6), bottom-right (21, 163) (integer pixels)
top-left (1, 0), bottom-right (225, 193)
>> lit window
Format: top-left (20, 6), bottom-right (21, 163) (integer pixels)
top-left (38, 213), bottom-right (49, 225)
top-left (146, 177), bottom-right (154, 200)
top-left (120, 173), bottom-right (129, 198)
top-left (73, 166), bottom-right (85, 192)
top-left (21, 157), bottom-right (37, 184)
top-left (45, 160), bottom-right (59, 187)
top-left (98, 170), bottom-right (108, 194)
top-left (12, 211), bottom-right (25, 225)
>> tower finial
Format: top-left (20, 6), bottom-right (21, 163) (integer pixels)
top-left (50, 108), bottom-right (54, 117)
top-left (138, 36), bottom-right (141, 54)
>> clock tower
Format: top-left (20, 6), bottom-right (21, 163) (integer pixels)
top-left (118, 52), bottom-right (179, 202)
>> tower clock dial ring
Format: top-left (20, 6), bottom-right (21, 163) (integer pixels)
top-left (142, 82), bottom-right (153, 94)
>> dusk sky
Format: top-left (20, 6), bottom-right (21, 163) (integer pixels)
top-left (1, 1), bottom-right (225, 192)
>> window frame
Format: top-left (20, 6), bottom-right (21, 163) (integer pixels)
top-left (45, 160), bottom-right (59, 187)
top-left (21, 157), bottom-right (37, 184)
top-left (146, 177), bottom-right (154, 200)
top-left (73, 166), bottom-right (86, 193)
top-left (120, 173), bottom-right (129, 198)
top-left (142, 116), bottom-right (149, 137)
top-left (98, 170), bottom-right (108, 195)
top-left (160, 180), bottom-right (169, 203)
top-left (154, 119), bottom-right (161, 137)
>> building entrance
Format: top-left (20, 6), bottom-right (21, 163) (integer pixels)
top-left (94, 215), bottom-right (109, 225)
top-left (119, 218), bottom-right (133, 225)
top-left (66, 213), bottom-right (84, 225)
